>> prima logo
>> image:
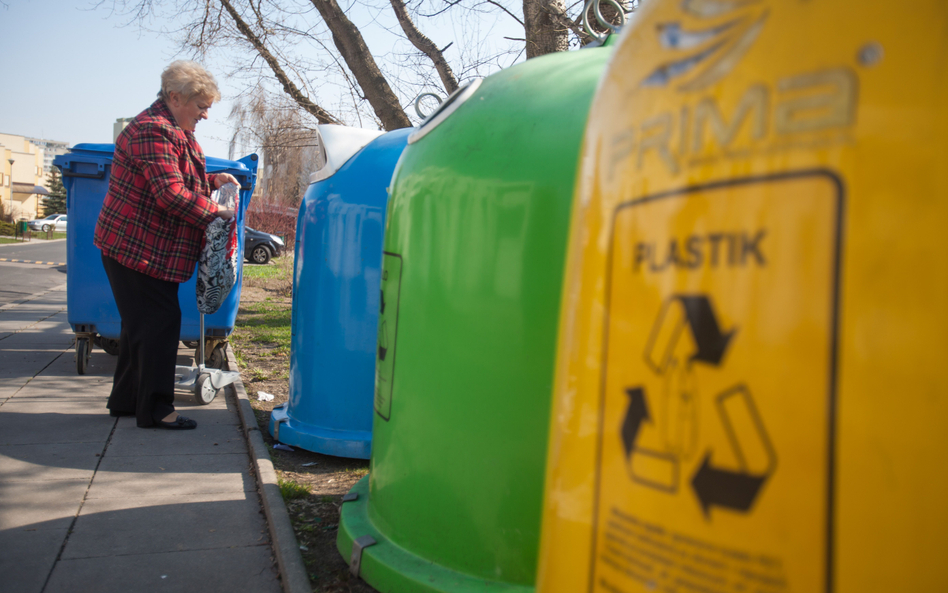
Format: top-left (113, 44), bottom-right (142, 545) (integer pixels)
top-left (642, 0), bottom-right (768, 91)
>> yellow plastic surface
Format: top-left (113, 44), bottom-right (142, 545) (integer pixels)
top-left (537, 1), bottom-right (948, 592)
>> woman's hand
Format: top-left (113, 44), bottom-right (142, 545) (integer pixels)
top-left (217, 208), bottom-right (236, 220)
top-left (214, 173), bottom-right (239, 189)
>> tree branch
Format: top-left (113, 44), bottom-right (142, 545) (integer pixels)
top-left (486, 0), bottom-right (524, 26)
top-left (219, 0), bottom-right (342, 124)
top-left (389, 0), bottom-right (459, 94)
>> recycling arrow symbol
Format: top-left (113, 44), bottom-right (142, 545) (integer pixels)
top-left (621, 387), bottom-right (650, 458)
top-left (677, 296), bottom-right (735, 365)
top-left (645, 294), bottom-right (736, 374)
top-left (622, 294), bottom-right (775, 517)
top-left (691, 451), bottom-right (767, 516)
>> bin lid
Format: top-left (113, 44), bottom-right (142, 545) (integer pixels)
top-left (207, 155), bottom-right (251, 173)
top-left (309, 125), bottom-right (385, 183)
top-left (54, 143), bottom-right (251, 174)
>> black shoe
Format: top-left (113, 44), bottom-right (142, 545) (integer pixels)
top-left (109, 410), bottom-right (134, 417)
top-left (153, 415), bottom-right (197, 430)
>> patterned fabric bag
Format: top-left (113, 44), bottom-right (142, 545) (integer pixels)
top-left (196, 183), bottom-right (239, 314)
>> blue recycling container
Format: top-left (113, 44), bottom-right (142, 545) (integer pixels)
top-left (269, 126), bottom-right (410, 459)
top-left (54, 144), bottom-right (258, 345)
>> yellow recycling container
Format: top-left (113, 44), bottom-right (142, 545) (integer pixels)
top-left (537, 1), bottom-right (948, 593)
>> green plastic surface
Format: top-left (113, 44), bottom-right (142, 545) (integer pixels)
top-left (338, 45), bottom-right (611, 592)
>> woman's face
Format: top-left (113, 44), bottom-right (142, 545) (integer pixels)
top-left (168, 92), bottom-right (213, 132)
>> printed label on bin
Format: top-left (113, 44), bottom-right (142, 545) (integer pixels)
top-left (375, 252), bottom-right (403, 421)
top-left (590, 172), bottom-right (842, 593)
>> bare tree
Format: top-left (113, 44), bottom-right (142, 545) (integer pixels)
top-left (107, 0), bottom-right (633, 127)
top-left (229, 87), bottom-right (319, 207)
top-left (104, 0), bottom-right (635, 208)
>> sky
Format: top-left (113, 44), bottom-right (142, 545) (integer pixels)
top-left (0, 0), bottom-right (239, 159)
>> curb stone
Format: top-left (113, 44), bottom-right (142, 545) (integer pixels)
top-left (225, 343), bottom-right (312, 593)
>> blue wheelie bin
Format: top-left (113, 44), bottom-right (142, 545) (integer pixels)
top-left (269, 125), bottom-right (410, 458)
top-left (53, 144), bottom-right (258, 375)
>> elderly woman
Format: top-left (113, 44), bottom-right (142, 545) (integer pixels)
top-left (94, 61), bottom-right (238, 430)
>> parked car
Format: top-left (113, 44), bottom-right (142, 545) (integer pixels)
top-left (244, 227), bottom-right (285, 265)
top-left (28, 214), bottom-right (67, 233)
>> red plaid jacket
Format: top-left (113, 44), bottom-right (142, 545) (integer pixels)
top-left (94, 99), bottom-right (221, 283)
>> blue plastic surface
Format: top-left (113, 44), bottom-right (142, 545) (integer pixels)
top-left (54, 143), bottom-right (258, 341)
top-left (268, 128), bottom-right (410, 459)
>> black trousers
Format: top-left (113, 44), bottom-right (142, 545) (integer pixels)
top-left (101, 254), bottom-right (181, 427)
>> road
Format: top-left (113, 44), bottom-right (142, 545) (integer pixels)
top-left (0, 239), bottom-right (67, 306)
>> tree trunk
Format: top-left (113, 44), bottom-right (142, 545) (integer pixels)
top-left (523, 0), bottom-right (569, 59)
top-left (309, 0), bottom-right (413, 130)
top-left (389, 0), bottom-right (458, 94)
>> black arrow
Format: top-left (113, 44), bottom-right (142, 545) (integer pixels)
top-left (691, 452), bottom-right (767, 517)
top-left (677, 296), bottom-right (735, 366)
top-left (621, 387), bottom-right (650, 458)
top-left (378, 322), bottom-right (388, 361)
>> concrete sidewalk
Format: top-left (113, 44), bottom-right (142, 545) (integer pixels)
top-left (0, 286), bottom-right (282, 592)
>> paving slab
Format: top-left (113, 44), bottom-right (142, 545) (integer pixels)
top-left (0, 441), bottom-right (104, 482)
top-left (0, 325), bottom-right (70, 342)
top-left (0, 400), bottom-right (116, 445)
top-left (12, 348), bottom-right (116, 384)
top-left (0, 304), bottom-right (69, 319)
top-left (0, 309), bottom-right (68, 336)
top-left (46, 544), bottom-right (280, 593)
top-left (0, 525), bottom-right (70, 593)
top-left (108, 421), bottom-right (247, 456)
top-left (0, 478), bottom-right (89, 530)
top-left (0, 384), bottom-right (24, 402)
top-left (13, 375), bottom-right (115, 400)
top-left (88, 452), bottom-right (255, 499)
top-left (172, 396), bottom-right (243, 424)
top-left (0, 349), bottom-right (73, 383)
top-left (62, 492), bottom-right (269, 559)
top-left (0, 288), bottom-right (287, 593)
top-left (10, 380), bottom-right (113, 401)
top-left (2, 329), bottom-right (74, 347)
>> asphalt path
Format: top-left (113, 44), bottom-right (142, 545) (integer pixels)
top-left (0, 240), bottom-right (68, 306)
top-left (0, 238), bottom-right (67, 264)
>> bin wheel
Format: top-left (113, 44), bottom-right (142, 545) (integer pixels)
top-left (194, 372), bottom-right (219, 405)
top-left (95, 335), bottom-right (120, 356)
top-left (207, 343), bottom-right (227, 369)
top-left (250, 245), bottom-right (271, 265)
top-left (195, 342), bottom-right (227, 369)
top-left (76, 338), bottom-right (91, 375)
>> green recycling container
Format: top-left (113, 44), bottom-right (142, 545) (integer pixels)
top-left (337, 43), bottom-right (612, 593)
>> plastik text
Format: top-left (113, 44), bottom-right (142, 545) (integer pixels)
top-left (633, 230), bottom-right (767, 273)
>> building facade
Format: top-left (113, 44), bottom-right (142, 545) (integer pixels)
top-left (28, 137), bottom-right (71, 173)
top-left (0, 133), bottom-right (53, 221)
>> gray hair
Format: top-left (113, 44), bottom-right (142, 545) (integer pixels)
top-left (158, 61), bottom-right (221, 103)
